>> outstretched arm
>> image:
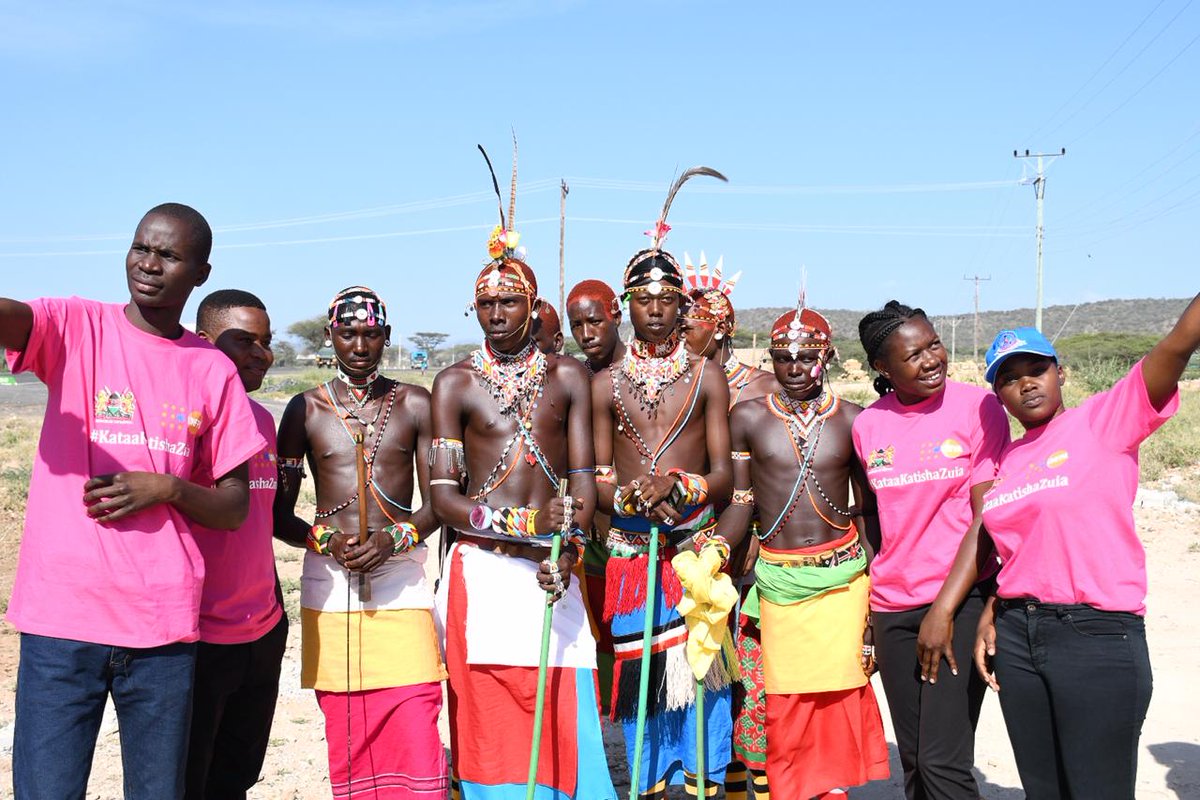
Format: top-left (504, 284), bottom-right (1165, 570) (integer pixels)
top-left (272, 393), bottom-right (311, 547)
top-left (0, 298), bottom-right (33, 352)
top-left (1143, 291), bottom-right (1200, 410)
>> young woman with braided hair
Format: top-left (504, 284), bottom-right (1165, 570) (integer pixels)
top-left (850, 300), bottom-right (1010, 800)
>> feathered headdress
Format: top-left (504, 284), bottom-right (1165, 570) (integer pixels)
top-left (681, 252), bottom-right (742, 326)
top-left (478, 133), bottom-right (525, 265)
top-left (623, 166), bottom-right (727, 296)
top-left (474, 135), bottom-right (537, 303)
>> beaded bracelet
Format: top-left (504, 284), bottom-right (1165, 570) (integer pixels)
top-left (731, 451), bottom-right (751, 462)
top-left (693, 532), bottom-right (731, 566)
top-left (306, 524), bottom-right (338, 556)
top-left (383, 521), bottom-right (420, 555)
top-left (667, 469), bottom-right (709, 505)
top-left (731, 488), bottom-right (755, 506)
top-left (491, 506), bottom-right (538, 538)
top-left (594, 465), bottom-right (617, 484)
top-left (612, 485), bottom-right (637, 517)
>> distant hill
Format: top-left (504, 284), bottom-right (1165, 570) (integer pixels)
top-left (735, 298), bottom-right (1192, 344)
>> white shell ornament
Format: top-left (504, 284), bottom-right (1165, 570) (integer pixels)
top-left (649, 267), bottom-right (664, 281)
top-left (648, 281), bottom-right (663, 295)
top-left (354, 308), bottom-right (368, 320)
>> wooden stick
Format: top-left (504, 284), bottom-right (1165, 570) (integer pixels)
top-left (354, 432), bottom-right (372, 602)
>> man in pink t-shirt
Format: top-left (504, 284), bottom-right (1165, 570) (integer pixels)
top-left (0, 204), bottom-right (265, 800)
top-left (184, 289), bottom-right (287, 800)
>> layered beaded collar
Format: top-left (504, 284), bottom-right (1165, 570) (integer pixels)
top-left (336, 367), bottom-right (381, 409)
top-left (767, 389), bottom-right (839, 441)
top-left (471, 339), bottom-right (547, 418)
top-left (619, 333), bottom-right (690, 415)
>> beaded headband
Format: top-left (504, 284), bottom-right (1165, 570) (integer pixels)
top-left (681, 252), bottom-right (742, 327)
top-left (474, 259), bottom-right (538, 301)
top-left (770, 276), bottom-right (832, 356)
top-left (328, 286), bottom-right (387, 328)
top-left (623, 166), bottom-right (727, 296)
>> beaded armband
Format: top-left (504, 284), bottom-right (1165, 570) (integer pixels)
top-left (307, 524), bottom-right (339, 556)
top-left (383, 521), bottom-right (420, 555)
top-left (429, 437), bottom-right (466, 475)
top-left (731, 488), bottom-right (755, 506)
top-left (692, 531), bottom-right (731, 566)
top-left (279, 456), bottom-right (307, 476)
top-left (594, 465), bottom-right (617, 484)
top-left (731, 451), bottom-right (751, 462)
top-left (667, 469), bottom-right (709, 506)
top-left (492, 506), bottom-right (539, 538)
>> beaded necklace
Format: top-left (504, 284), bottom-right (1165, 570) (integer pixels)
top-left (619, 335), bottom-right (690, 416)
top-left (315, 382), bottom-right (407, 519)
top-left (757, 389), bottom-right (847, 543)
top-left (723, 352), bottom-right (753, 407)
top-left (469, 339), bottom-right (557, 500)
top-left (767, 389), bottom-right (837, 441)
top-left (471, 340), bottom-right (547, 417)
top-left (336, 367), bottom-right (380, 411)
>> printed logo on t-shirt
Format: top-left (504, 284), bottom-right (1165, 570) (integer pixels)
top-left (249, 450), bottom-right (278, 492)
top-left (1045, 449), bottom-right (1069, 469)
top-left (93, 387), bottom-right (136, 423)
top-left (983, 451), bottom-right (1072, 511)
top-left (866, 445), bottom-right (895, 470)
top-left (917, 438), bottom-right (965, 462)
top-left (161, 403), bottom-right (203, 436)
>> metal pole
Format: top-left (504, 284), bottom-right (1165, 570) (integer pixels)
top-left (559, 180), bottom-right (569, 322)
top-left (1034, 155), bottom-right (1046, 332)
top-left (628, 523), bottom-right (660, 800)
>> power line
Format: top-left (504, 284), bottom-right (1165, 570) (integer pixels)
top-left (1041, 0), bottom-right (1194, 142)
top-left (1023, 0), bottom-right (1170, 143)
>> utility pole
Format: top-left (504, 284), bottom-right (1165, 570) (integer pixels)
top-left (1013, 148), bottom-right (1066, 331)
top-left (941, 317), bottom-right (963, 364)
top-left (558, 180), bottom-right (569, 322)
top-left (963, 274), bottom-right (991, 361)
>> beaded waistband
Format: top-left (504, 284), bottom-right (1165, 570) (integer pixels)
top-left (760, 536), bottom-right (863, 568)
top-left (606, 522), bottom-right (716, 558)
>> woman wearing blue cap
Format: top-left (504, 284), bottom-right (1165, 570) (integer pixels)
top-left (919, 292), bottom-right (1200, 799)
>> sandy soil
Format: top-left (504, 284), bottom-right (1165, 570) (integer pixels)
top-left (0, 385), bottom-right (1197, 799)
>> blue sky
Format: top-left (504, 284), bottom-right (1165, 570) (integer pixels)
top-left (1, 1), bottom-right (1196, 346)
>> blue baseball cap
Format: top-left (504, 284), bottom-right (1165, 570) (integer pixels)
top-left (984, 326), bottom-right (1058, 384)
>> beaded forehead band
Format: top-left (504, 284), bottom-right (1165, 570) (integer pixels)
top-left (770, 276), bottom-right (832, 356)
top-left (623, 166), bottom-right (727, 297)
top-left (681, 252), bottom-right (742, 326)
top-left (328, 286), bottom-right (387, 328)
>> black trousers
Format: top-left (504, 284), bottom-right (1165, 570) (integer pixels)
top-left (994, 601), bottom-right (1152, 800)
top-left (874, 588), bottom-right (987, 800)
top-left (184, 613), bottom-right (289, 800)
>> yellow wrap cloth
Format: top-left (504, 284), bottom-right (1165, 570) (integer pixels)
top-left (670, 547), bottom-right (739, 681)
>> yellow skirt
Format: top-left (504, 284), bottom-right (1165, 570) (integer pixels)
top-left (301, 607), bottom-right (446, 691)
top-left (760, 571), bottom-right (871, 695)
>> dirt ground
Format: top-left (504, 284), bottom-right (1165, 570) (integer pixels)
top-left (0, 383), bottom-right (1197, 799)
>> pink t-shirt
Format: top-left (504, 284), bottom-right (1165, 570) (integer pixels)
top-left (852, 380), bottom-right (1010, 612)
top-left (981, 360), bottom-right (1178, 615)
top-left (192, 400), bottom-right (283, 644)
top-left (5, 297), bottom-right (266, 648)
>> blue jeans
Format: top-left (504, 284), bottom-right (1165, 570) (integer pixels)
top-left (13, 633), bottom-right (198, 800)
top-left (994, 600), bottom-right (1152, 800)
